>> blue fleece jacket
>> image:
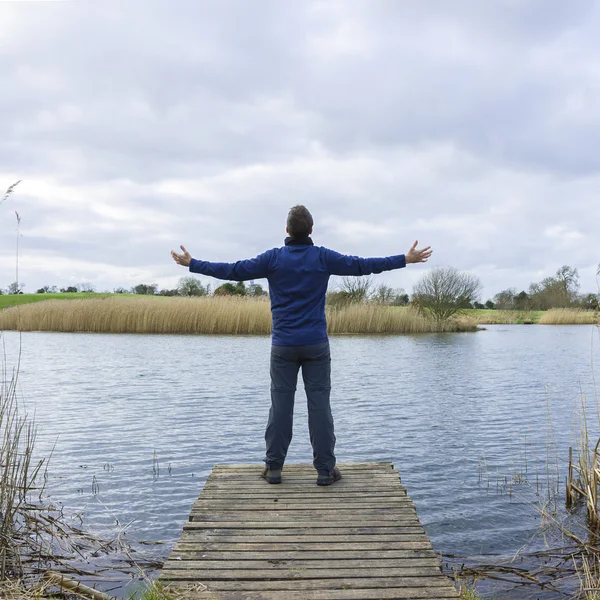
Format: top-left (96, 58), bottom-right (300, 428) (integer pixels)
top-left (189, 240), bottom-right (406, 346)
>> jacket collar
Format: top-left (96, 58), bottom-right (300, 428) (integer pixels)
top-left (284, 236), bottom-right (314, 246)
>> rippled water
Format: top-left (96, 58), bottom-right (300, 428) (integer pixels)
top-left (3, 326), bottom-right (600, 595)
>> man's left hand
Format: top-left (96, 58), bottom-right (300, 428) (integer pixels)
top-left (406, 241), bottom-right (433, 264)
top-left (171, 245), bottom-right (192, 267)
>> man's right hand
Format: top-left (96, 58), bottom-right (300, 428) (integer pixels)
top-left (171, 245), bottom-right (192, 267)
top-left (406, 241), bottom-right (432, 264)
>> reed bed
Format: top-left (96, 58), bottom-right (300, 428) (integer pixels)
top-left (0, 297), bottom-right (478, 334)
top-left (0, 350), bottom-right (45, 580)
top-left (539, 308), bottom-right (598, 325)
top-left (327, 304), bottom-right (476, 333)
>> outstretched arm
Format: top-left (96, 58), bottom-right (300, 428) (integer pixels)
top-left (171, 246), bottom-right (273, 281)
top-left (324, 241), bottom-right (432, 276)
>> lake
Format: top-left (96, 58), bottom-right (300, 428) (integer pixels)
top-left (3, 325), bottom-right (599, 597)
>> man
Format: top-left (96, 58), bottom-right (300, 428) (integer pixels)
top-left (171, 205), bottom-right (432, 486)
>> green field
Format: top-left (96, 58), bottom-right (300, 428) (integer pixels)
top-left (463, 308), bottom-right (545, 324)
top-left (0, 292), bottom-right (134, 310)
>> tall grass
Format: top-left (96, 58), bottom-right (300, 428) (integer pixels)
top-left (539, 308), bottom-right (597, 325)
top-left (0, 296), bottom-right (478, 335)
top-left (328, 303), bottom-right (476, 333)
top-left (0, 340), bottom-right (45, 579)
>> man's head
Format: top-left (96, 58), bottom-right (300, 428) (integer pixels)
top-left (286, 205), bottom-right (313, 239)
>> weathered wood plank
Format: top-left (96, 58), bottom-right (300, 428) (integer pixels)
top-left (172, 576), bottom-right (452, 590)
top-left (194, 496), bottom-right (414, 510)
top-left (181, 526), bottom-right (427, 536)
top-left (200, 489), bottom-right (407, 495)
top-left (169, 550), bottom-right (437, 560)
top-left (160, 566), bottom-right (443, 579)
top-left (174, 541), bottom-right (434, 550)
top-left (163, 590), bottom-right (458, 600)
top-left (189, 510), bottom-right (417, 521)
top-left (161, 558), bottom-right (441, 570)
top-left (185, 519), bottom-right (421, 529)
top-left (204, 478), bottom-right (402, 485)
top-left (192, 501), bottom-right (414, 511)
top-left (179, 528), bottom-right (427, 538)
top-left (213, 462), bottom-right (394, 470)
top-left (207, 477), bottom-right (405, 483)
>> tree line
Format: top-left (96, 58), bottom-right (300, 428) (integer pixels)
top-left (490, 265), bottom-right (598, 311)
top-left (1, 264), bottom-right (598, 314)
top-left (0, 277), bottom-right (269, 298)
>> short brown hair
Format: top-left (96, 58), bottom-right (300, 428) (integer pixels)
top-left (287, 205), bottom-right (313, 238)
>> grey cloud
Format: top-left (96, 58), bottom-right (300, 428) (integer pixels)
top-left (0, 1), bottom-right (599, 298)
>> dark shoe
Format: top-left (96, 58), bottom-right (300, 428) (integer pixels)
top-left (261, 466), bottom-right (282, 484)
top-left (317, 466), bottom-right (342, 486)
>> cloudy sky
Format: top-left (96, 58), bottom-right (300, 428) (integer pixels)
top-left (1, 0), bottom-right (598, 300)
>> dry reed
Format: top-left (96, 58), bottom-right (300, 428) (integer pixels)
top-left (0, 297), bottom-right (478, 335)
top-left (539, 308), bottom-right (597, 325)
top-left (0, 344), bottom-right (45, 580)
top-left (327, 304), bottom-right (476, 333)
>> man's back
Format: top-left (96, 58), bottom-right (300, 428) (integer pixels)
top-left (267, 243), bottom-right (330, 347)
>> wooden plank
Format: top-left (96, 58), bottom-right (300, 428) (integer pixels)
top-left (200, 492), bottom-right (407, 500)
top-left (168, 550), bottom-right (437, 560)
top-left (161, 558), bottom-right (441, 570)
top-left (213, 462), bottom-right (394, 470)
top-left (202, 484), bottom-right (404, 490)
top-left (208, 476), bottom-right (404, 481)
top-left (189, 510), bottom-right (417, 520)
top-left (160, 566), bottom-right (444, 579)
top-left (179, 528), bottom-right (427, 538)
top-left (180, 527), bottom-right (427, 537)
top-left (209, 475), bottom-right (401, 480)
top-left (192, 501), bottom-right (414, 510)
top-left (184, 520), bottom-right (421, 529)
top-left (209, 471), bottom-right (398, 476)
top-left (195, 496), bottom-right (411, 504)
top-left (162, 590), bottom-right (458, 600)
top-left (174, 576), bottom-right (452, 590)
top-left (174, 542), bottom-right (434, 552)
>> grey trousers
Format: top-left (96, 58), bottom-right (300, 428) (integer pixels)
top-left (264, 341), bottom-right (336, 476)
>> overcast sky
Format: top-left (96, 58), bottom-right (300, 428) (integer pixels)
top-left (1, 0), bottom-right (598, 300)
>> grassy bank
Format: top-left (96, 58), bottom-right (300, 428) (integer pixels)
top-left (464, 308), bottom-right (543, 324)
top-left (0, 296), bottom-right (477, 334)
top-left (0, 292), bottom-right (133, 310)
top-left (465, 308), bottom-right (596, 325)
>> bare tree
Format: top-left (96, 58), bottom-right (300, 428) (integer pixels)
top-left (79, 282), bottom-right (96, 293)
top-left (7, 281), bottom-right (24, 295)
top-left (372, 284), bottom-right (395, 305)
top-left (528, 265), bottom-right (580, 309)
top-left (372, 284), bottom-right (409, 306)
top-left (339, 276), bottom-right (374, 303)
top-left (177, 276), bottom-right (208, 297)
top-left (493, 288), bottom-right (517, 310)
top-left (412, 266), bottom-right (482, 323)
top-left (132, 283), bottom-right (158, 295)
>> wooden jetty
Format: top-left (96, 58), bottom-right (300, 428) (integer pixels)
top-left (160, 462), bottom-right (459, 599)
